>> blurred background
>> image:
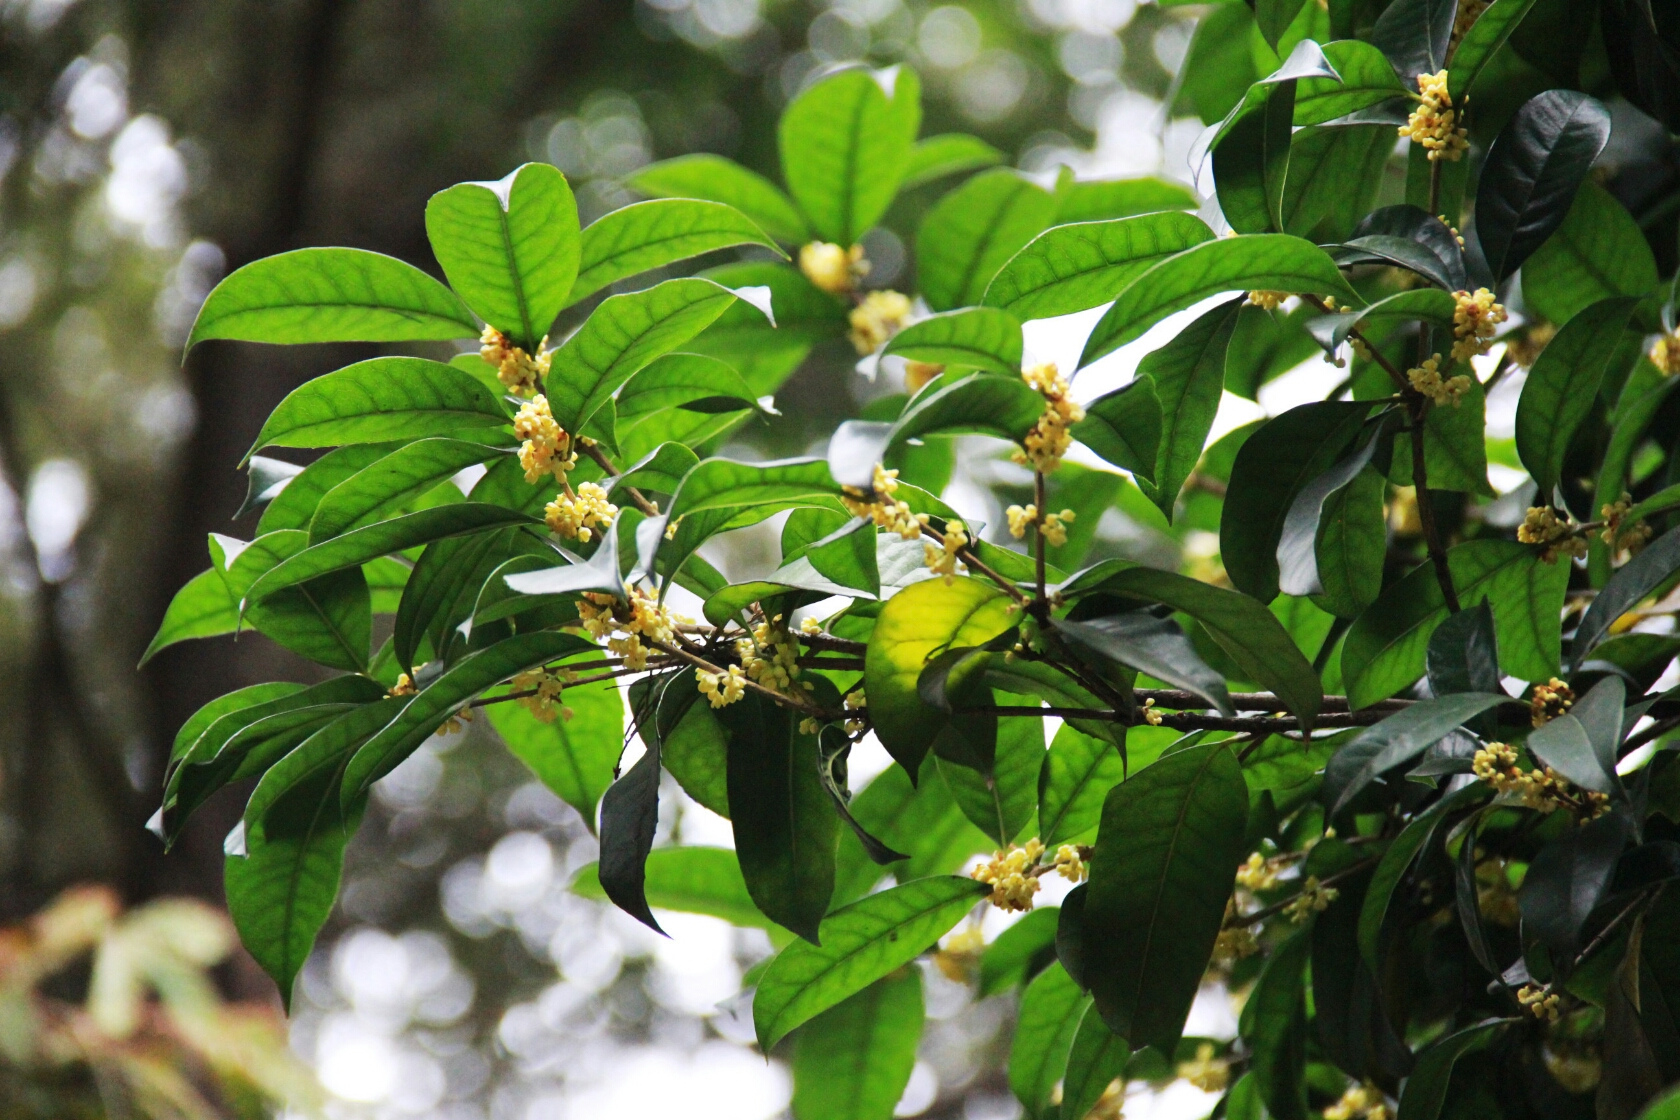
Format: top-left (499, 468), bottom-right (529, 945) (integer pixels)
top-left (0, 1), bottom-right (1235, 1116)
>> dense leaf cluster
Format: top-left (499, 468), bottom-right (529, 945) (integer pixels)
top-left (152, 7), bottom-right (1680, 1118)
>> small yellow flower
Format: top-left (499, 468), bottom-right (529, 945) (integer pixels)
top-left (544, 481), bottom-right (617, 543)
top-left (1236, 852), bottom-right (1279, 892)
top-left (798, 716), bottom-right (821, 735)
top-left (1517, 507), bottom-right (1587, 564)
top-left (575, 584), bottom-right (685, 671)
top-left (1212, 925), bottom-right (1259, 967)
top-left (514, 395), bottom-right (578, 484)
top-left (1651, 332), bottom-right (1680, 375)
top-left (1006, 503), bottom-right (1037, 540)
top-left (511, 667), bottom-right (577, 723)
top-left (696, 664), bottom-right (748, 708)
top-left (1529, 677), bottom-right (1574, 727)
top-left (1324, 1082), bottom-right (1390, 1120)
top-left (924, 519), bottom-right (969, 582)
top-left (387, 672), bottom-right (418, 698)
top-left (848, 290), bottom-right (913, 354)
top-left (841, 463), bottom-right (929, 540)
top-left (1012, 363), bottom-right (1085, 475)
top-left (1140, 697), bottom-right (1162, 726)
top-left (1053, 844), bottom-right (1088, 883)
top-left (437, 705), bottom-right (474, 735)
top-left (799, 616), bottom-right (822, 636)
top-left (480, 325), bottom-right (551, 396)
top-left (843, 688), bottom-right (867, 734)
top-left (799, 241), bottom-right (868, 294)
top-left (971, 839), bottom-right (1046, 911)
top-left (1407, 353), bottom-right (1472, 406)
top-left (1283, 876), bottom-right (1338, 922)
top-left (905, 360), bottom-right (944, 394)
top-left (1399, 70), bottom-right (1468, 162)
top-left (1600, 493), bottom-right (1653, 555)
top-left (1246, 289), bottom-right (1287, 310)
top-left (735, 616), bottom-right (807, 697)
top-left (933, 926), bottom-right (986, 983)
top-left (1518, 983), bottom-right (1562, 1022)
top-left (1040, 508), bottom-right (1076, 548)
top-left (1177, 1043), bottom-right (1229, 1094)
top-left (1451, 288), bottom-right (1507, 363)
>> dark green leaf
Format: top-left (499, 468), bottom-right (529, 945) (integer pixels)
top-left (1358, 784), bottom-right (1483, 969)
top-left (309, 439), bottom-right (503, 543)
top-left (1516, 296), bottom-right (1640, 501)
top-left (792, 970), bottom-right (924, 1120)
top-left (1370, 0), bottom-right (1457, 77)
top-left (1279, 123), bottom-right (1393, 243)
top-left (1060, 1005), bottom-right (1129, 1120)
top-left (882, 307), bottom-right (1023, 377)
top-left (1395, 1019), bottom-right (1511, 1120)
top-left (1518, 811), bottom-right (1633, 964)
top-left (598, 727), bottom-right (665, 933)
top-left (1526, 676), bottom-right (1624, 795)
top-left (1214, 77), bottom-right (1295, 233)
top-left (571, 199), bottom-right (783, 306)
top-left (889, 371), bottom-right (1043, 446)
top-left (780, 67), bottom-right (920, 246)
top-left (1055, 612), bottom-right (1233, 715)
top-left (1138, 298), bottom-right (1243, 520)
top-left (1522, 181), bottom-right (1657, 326)
top-left (979, 906), bottom-right (1060, 996)
top-left (1574, 525), bottom-right (1680, 670)
top-left (1241, 928), bottom-right (1310, 1120)
top-left (1426, 600), bottom-right (1502, 699)
top-left (983, 212), bottom-right (1214, 322)
top-left (1320, 693), bottom-right (1507, 815)
top-left (1312, 468), bottom-right (1387, 620)
top-left (1383, 376), bottom-right (1493, 497)
top-left (934, 702), bottom-right (1042, 846)
top-left (1447, 0), bottom-right (1541, 99)
top-left (248, 358), bottom-right (510, 456)
top-left (1008, 963), bottom-right (1089, 1120)
top-left (627, 154), bottom-right (809, 244)
top-left (917, 169), bottom-right (1056, 311)
top-left (1071, 378), bottom-right (1161, 481)
top-left (1038, 724), bottom-right (1126, 847)
top-left (1334, 206), bottom-right (1467, 291)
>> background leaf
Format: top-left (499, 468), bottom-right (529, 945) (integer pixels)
top-left (1515, 296), bottom-right (1640, 501)
top-left (791, 970), bottom-right (924, 1120)
top-left (779, 67), bottom-right (920, 246)
top-left (916, 169), bottom-right (1054, 311)
top-left (627, 154), bottom-right (809, 244)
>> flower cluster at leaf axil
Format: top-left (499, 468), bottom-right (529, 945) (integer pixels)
top-left (1650, 332), bottom-right (1680, 376)
top-left (1236, 851), bottom-right (1281, 892)
top-left (1324, 1083), bottom-right (1391, 1120)
top-left (1399, 70), bottom-right (1468, 162)
top-left (1451, 287), bottom-right (1508, 363)
top-left (970, 839), bottom-right (1089, 911)
top-left (849, 290), bottom-right (913, 354)
top-left (1177, 1043), bottom-right (1229, 1093)
top-left (1247, 289), bottom-right (1288, 311)
top-left (544, 481), bottom-right (617, 543)
top-left (798, 241), bottom-right (868, 294)
top-left (1518, 983), bottom-right (1562, 1022)
top-left (1013, 361), bottom-right (1084, 473)
top-left (697, 664), bottom-right (747, 709)
top-left (510, 666), bottom-right (576, 723)
top-left (1283, 875), bottom-right (1339, 922)
top-left (1407, 353), bottom-right (1472, 406)
top-left (736, 616), bottom-right (810, 698)
top-left (924, 519), bottom-right (968, 581)
top-left (1601, 493), bottom-right (1653, 554)
top-left (1472, 741), bottom-right (1608, 816)
top-left (575, 586), bottom-right (684, 671)
top-left (1518, 507), bottom-right (1587, 563)
top-left (841, 464), bottom-right (929, 539)
top-left (480, 325), bottom-right (550, 396)
top-left (1006, 503), bottom-right (1075, 546)
top-left (1529, 676), bottom-right (1575, 726)
top-left (514, 395), bottom-right (577, 484)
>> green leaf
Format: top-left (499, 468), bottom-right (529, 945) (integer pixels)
top-left (1057, 612), bottom-right (1233, 715)
top-left (1080, 234), bottom-right (1360, 368)
top-left (1138, 298), bottom-right (1243, 520)
top-left (753, 875), bottom-right (987, 1050)
top-left (1053, 173), bottom-right (1199, 223)
top-left (1008, 963), bottom-right (1089, 1119)
top-left (489, 672), bottom-right (623, 832)
top-left (628, 154), bottom-right (809, 244)
top-left (142, 568), bottom-right (239, 665)
top-left (1515, 296), bottom-right (1640, 500)
top-left (1370, 0), bottom-right (1457, 77)
top-left (1526, 679), bottom-right (1623, 795)
top-left (935, 702), bottom-right (1043, 846)
top-left (1475, 90), bottom-right (1612, 281)
top-left (1341, 540), bottom-right (1570, 708)
top-left (1081, 740), bottom-right (1248, 1053)
top-left (1071, 380), bottom-right (1161, 482)
top-left (1241, 928), bottom-right (1310, 1120)
top-left (1062, 564), bottom-right (1323, 725)
top-left (340, 631), bottom-right (595, 799)
top-left (721, 693), bottom-right (839, 943)
top-left (983, 212), bottom-right (1214, 322)
top-left (1294, 40), bottom-right (1406, 125)
top-left (546, 277), bottom-right (758, 437)
top-left (901, 132), bottom-right (1004, 189)
top-left (1574, 526), bottom-right (1680, 670)
top-left (240, 698), bottom-right (403, 829)
top-left (187, 247), bottom-right (478, 349)
top-left (1214, 77), bottom-right (1295, 233)
top-left (780, 67), bottom-right (921, 246)
top-left (1396, 1019), bottom-right (1511, 1120)
top-left (1312, 468), bottom-right (1387, 619)
top-left (570, 199), bottom-right (783, 306)
top-left (889, 371), bottom-right (1043, 447)
top-left (1174, 4), bottom-right (1262, 125)
top-left (1320, 693), bottom-right (1509, 815)
top-left (667, 457), bottom-right (840, 524)
top-left (616, 351), bottom-right (765, 419)
top-left (864, 576), bottom-right (1017, 776)
top-left (600, 690), bottom-right (666, 932)
top-left (258, 445), bottom-right (396, 533)
top-left (917, 169), bottom-right (1056, 311)
top-left (1038, 724), bottom-right (1126, 847)
top-left (1279, 123), bottom-right (1393, 242)
top-left (570, 847), bottom-right (776, 929)
top-left (1060, 1004), bottom-right (1129, 1120)
top-left (1447, 0), bottom-right (1540, 99)
top-left (1384, 376), bottom-right (1493, 497)
top-left (1357, 784), bottom-right (1482, 969)
top-left (308, 439), bottom-right (503, 543)
top-left (882, 307), bottom-right (1023, 377)
top-left (1332, 210), bottom-right (1467, 292)
top-left (979, 906), bottom-right (1060, 996)
top-left (425, 163), bottom-right (579, 346)
top-left (791, 971), bottom-right (924, 1120)
top-left (164, 677), bottom-right (364, 783)
top-left (248, 358), bottom-right (510, 456)
top-left (1524, 181), bottom-right (1656, 327)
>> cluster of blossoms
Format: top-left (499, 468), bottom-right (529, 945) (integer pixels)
top-left (841, 464), bottom-right (929, 539)
top-left (1052, 844), bottom-right (1087, 883)
top-left (932, 926), bottom-right (986, 983)
top-left (843, 688), bottom-right (867, 734)
top-left (1600, 493), bottom-right (1654, 554)
top-left (1212, 922), bottom-right (1259, 967)
top-left (1014, 362), bottom-right (1084, 474)
top-left (1518, 983), bottom-right (1562, 1022)
top-left (1451, 287), bottom-right (1507, 363)
top-left (1324, 1083), bottom-right (1391, 1120)
top-left (1246, 289), bottom-right (1288, 311)
top-left (1650, 331), bottom-right (1680, 375)
top-left (1472, 740), bottom-right (1608, 816)
top-left (1407, 354), bottom-right (1472, 406)
top-left (1530, 677), bottom-right (1574, 726)
top-left (1140, 697), bottom-right (1163, 726)
top-left (1176, 1043), bottom-right (1229, 1094)
top-left (1474, 855), bottom-right (1522, 927)
top-left (1506, 322), bottom-right (1556, 369)
top-left (510, 666), bottom-right (576, 723)
top-left (513, 396), bottom-right (578, 484)
top-left (924, 519), bottom-right (968, 582)
top-left (798, 241), bottom-right (868, 294)
top-left (737, 616), bottom-right (810, 697)
top-left (971, 839), bottom-right (1046, 911)
top-left (437, 706), bottom-right (474, 736)
top-left (1283, 875), bottom-right (1339, 922)
top-left (575, 586), bottom-right (683, 671)
top-left (387, 672), bottom-right (418, 698)
top-left (1399, 70), bottom-right (1468, 162)
top-left (544, 482), bottom-right (617, 543)
top-left (1236, 851), bottom-right (1282, 892)
top-left (849, 290), bottom-right (914, 354)
top-left (480, 326), bottom-right (550, 396)
top-left (1517, 506), bottom-right (1587, 563)
top-left (697, 664), bottom-right (748, 709)
top-left (1453, 0), bottom-right (1489, 43)
top-left (1005, 503), bottom-right (1076, 546)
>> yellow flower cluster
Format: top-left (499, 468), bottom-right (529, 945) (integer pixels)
top-left (1451, 288), bottom-right (1507, 363)
top-left (1475, 856), bottom-right (1522, 927)
top-left (438, 705), bottom-right (474, 735)
top-left (971, 839), bottom-right (1045, 911)
top-left (1283, 875), bottom-right (1339, 922)
top-left (1399, 70), bottom-right (1468, 162)
top-left (1472, 740), bottom-right (1607, 816)
top-left (1517, 506), bottom-right (1587, 564)
top-left (1518, 983), bottom-right (1562, 1022)
top-left (1086, 1080), bottom-right (1126, 1120)
top-left (1324, 1083), bottom-right (1390, 1120)
top-left (1053, 844), bottom-right (1088, 883)
top-left (1013, 362), bottom-right (1085, 474)
top-left (849, 290), bottom-right (913, 354)
top-left (1601, 494), bottom-right (1653, 554)
top-left (697, 664), bottom-right (748, 708)
top-left (1177, 1043), bottom-right (1229, 1094)
top-left (924, 520), bottom-right (968, 582)
top-left (1236, 852), bottom-right (1280, 892)
top-left (1005, 504), bottom-right (1076, 546)
top-left (1246, 289), bottom-right (1287, 311)
top-left (1212, 925), bottom-right (1259, 967)
top-left (841, 464), bottom-right (929, 539)
top-left (1438, 215), bottom-right (1467, 248)
top-left (736, 616), bottom-right (809, 696)
top-left (514, 396), bottom-right (578, 485)
top-left (799, 241), bottom-right (868, 295)
top-left (799, 616), bottom-right (822, 636)
top-left (480, 326), bottom-right (551, 396)
top-left (387, 672), bottom-right (418, 698)
top-left (905, 360), bottom-right (944, 394)
top-left (576, 586), bottom-right (682, 671)
top-left (1140, 697), bottom-right (1163, 726)
top-left (1407, 354), bottom-right (1472, 406)
top-left (510, 666), bottom-right (576, 723)
top-left (1652, 333), bottom-right (1680, 375)
top-left (544, 481), bottom-right (617, 543)
top-left (843, 688), bottom-right (867, 734)
top-left (1529, 677), bottom-right (1574, 727)
top-left (932, 926), bottom-right (985, 983)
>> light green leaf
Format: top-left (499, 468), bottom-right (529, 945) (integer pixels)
top-left (1447, 0), bottom-right (1539, 100)
top-left (1039, 724), bottom-right (1126, 846)
top-left (1138, 298), bottom-right (1243, 520)
top-left (1294, 40), bottom-right (1406, 125)
top-left (882, 308), bottom-right (1024, 377)
top-left (616, 352), bottom-right (765, 420)
top-left (1053, 173), bottom-right (1199, 223)
top-left (248, 358), bottom-right (510, 457)
top-left (983, 212), bottom-right (1215, 322)
top-left (1080, 234), bottom-right (1360, 367)
top-left (791, 971), bottom-right (925, 1120)
top-left (917, 169), bottom-right (1056, 311)
top-left (901, 133), bottom-right (1004, 189)
top-left (1385, 376), bottom-right (1494, 497)
top-left (570, 199), bottom-right (784, 306)
top-left (187, 247), bottom-right (478, 349)
top-left (780, 67), bottom-right (921, 245)
top-left (1061, 1005), bottom-right (1130, 1120)
top-left (425, 163), bottom-right (579, 346)
top-left (889, 371), bottom-right (1044, 447)
top-left (611, 441), bottom-right (703, 498)
top-left (753, 875), bottom-right (987, 1050)
top-left (489, 673), bottom-right (624, 833)
top-left (309, 439), bottom-right (504, 543)
top-left (571, 847), bottom-right (776, 928)
top-left (1521, 179), bottom-right (1655, 325)
top-left (141, 569), bottom-right (239, 665)
top-left (1008, 963), bottom-right (1089, 1119)
top-left (258, 445), bottom-right (398, 534)
top-left (627, 154), bottom-right (809, 244)
top-left (1072, 380), bottom-right (1161, 482)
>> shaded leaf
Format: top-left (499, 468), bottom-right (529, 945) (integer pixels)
top-left (917, 168), bottom-right (1055, 311)
top-left (792, 970), bottom-right (924, 1120)
top-left (1320, 692), bottom-right (1507, 816)
top-left (780, 67), bottom-right (920, 246)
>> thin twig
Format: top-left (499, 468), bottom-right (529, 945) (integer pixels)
top-left (1302, 294), bottom-right (1411, 393)
top-left (968, 705), bottom-right (1393, 731)
top-left (798, 633), bottom-right (867, 656)
top-left (649, 639), bottom-right (839, 720)
top-left (1411, 412), bottom-right (1462, 612)
top-left (1034, 470), bottom-right (1048, 605)
top-left (581, 440), bottom-right (660, 517)
top-left (469, 659), bottom-right (677, 706)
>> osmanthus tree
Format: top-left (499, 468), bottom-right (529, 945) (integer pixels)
top-left (143, 2), bottom-right (1680, 1115)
